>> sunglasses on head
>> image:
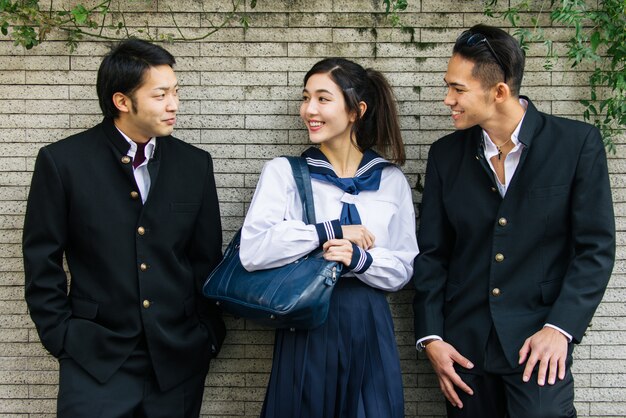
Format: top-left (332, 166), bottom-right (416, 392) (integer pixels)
top-left (457, 31), bottom-right (508, 83)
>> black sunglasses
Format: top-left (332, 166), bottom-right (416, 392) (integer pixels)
top-left (457, 31), bottom-right (507, 83)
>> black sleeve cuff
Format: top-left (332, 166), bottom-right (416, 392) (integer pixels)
top-left (315, 219), bottom-right (343, 243)
top-left (348, 244), bottom-right (373, 274)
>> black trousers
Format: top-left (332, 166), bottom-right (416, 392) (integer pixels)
top-left (447, 327), bottom-right (576, 418)
top-left (57, 342), bottom-right (207, 418)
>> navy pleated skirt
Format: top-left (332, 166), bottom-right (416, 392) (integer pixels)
top-left (260, 277), bottom-right (404, 418)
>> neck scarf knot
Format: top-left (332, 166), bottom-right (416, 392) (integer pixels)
top-left (302, 147), bottom-right (393, 225)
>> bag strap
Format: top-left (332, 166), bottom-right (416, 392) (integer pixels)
top-left (285, 156), bottom-right (316, 224)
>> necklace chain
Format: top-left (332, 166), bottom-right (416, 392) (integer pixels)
top-left (482, 132), bottom-right (513, 160)
top-left (494, 137), bottom-right (512, 160)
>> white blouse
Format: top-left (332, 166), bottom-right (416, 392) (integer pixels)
top-left (240, 157), bottom-right (419, 292)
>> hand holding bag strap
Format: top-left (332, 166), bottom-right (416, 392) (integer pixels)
top-left (285, 156), bottom-right (316, 224)
top-left (203, 154), bottom-right (340, 329)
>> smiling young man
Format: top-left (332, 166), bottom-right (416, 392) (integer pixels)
top-left (413, 25), bottom-right (615, 417)
top-left (23, 39), bottom-right (225, 417)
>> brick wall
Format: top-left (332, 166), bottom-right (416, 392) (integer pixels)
top-left (0, 1), bottom-right (624, 417)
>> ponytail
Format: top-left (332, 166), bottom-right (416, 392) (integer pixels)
top-left (359, 69), bottom-right (405, 165)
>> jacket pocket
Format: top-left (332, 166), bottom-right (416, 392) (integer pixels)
top-left (540, 280), bottom-right (562, 305)
top-left (70, 297), bottom-right (99, 319)
top-left (529, 184), bottom-right (569, 199)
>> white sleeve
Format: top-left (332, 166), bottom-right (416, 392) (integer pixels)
top-left (354, 170), bottom-right (419, 292)
top-left (239, 157), bottom-right (320, 271)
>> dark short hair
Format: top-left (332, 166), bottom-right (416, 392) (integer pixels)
top-left (303, 58), bottom-right (405, 164)
top-left (453, 24), bottom-right (525, 97)
top-left (96, 39), bottom-right (176, 119)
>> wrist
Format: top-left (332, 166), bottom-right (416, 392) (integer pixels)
top-left (417, 338), bottom-right (438, 352)
top-left (315, 219), bottom-right (342, 243)
top-left (347, 244), bottom-right (372, 273)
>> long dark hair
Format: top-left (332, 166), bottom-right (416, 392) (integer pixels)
top-left (303, 58), bottom-right (405, 165)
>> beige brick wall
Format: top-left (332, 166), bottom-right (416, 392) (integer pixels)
top-left (0, 1), bottom-right (624, 417)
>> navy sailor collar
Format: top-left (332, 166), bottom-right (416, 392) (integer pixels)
top-left (301, 146), bottom-right (392, 179)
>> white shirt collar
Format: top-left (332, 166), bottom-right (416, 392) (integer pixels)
top-left (116, 127), bottom-right (157, 160)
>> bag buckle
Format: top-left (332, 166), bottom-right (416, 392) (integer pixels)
top-left (324, 266), bottom-right (338, 286)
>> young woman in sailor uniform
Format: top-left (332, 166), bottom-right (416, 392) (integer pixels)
top-left (240, 57), bottom-right (419, 418)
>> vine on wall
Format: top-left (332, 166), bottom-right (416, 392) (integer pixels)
top-left (1, 0), bottom-right (403, 51)
top-left (1, 0), bottom-right (623, 150)
top-left (485, 0), bottom-right (624, 152)
top-left (0, 0), bottom-right (255, 51)
top-left (381, 0), bottom-right (625, 152)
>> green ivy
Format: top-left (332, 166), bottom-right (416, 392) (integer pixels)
top-left (382, 0), bottom-right (409, 27)
top-left (0, 0), bottom-right (254, 52)
top-left (2, 0), bottom-right (621, 152)
top-left (485, 0), bottom-right (625, 153)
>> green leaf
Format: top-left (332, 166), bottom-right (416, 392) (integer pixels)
top-left (599, 100), bottom-right (609, 112)
top-left (240, 15), bottom-right (250, 30)
top-left (591, 32), bottom-right (600, 52)
top-left (395, 0), bottom-right (408, 11)
top-left (71, 5), bottom-right (89, 24)
top-left (383, 0), bottom-right (391, 14)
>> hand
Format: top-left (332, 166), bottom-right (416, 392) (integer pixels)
top-left (341, 225), bottom-right (375, 250)
top-left (518, 327), bottom-right (568, 386)
top-left (322, 239), bottom-right (354, 267)
top-left (424, 340), bottom-right (474, 408)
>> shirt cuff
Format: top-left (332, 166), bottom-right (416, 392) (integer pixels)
top-left (348, 244), bottom-right (373, 274)
top-left (415, 335), bottom-right (443, 350)
top-left (544, 324), bottom-right (573, 343)
top-left (314, 220), bottom-right (343, 244)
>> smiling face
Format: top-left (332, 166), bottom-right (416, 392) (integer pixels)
top-left (114, 64), bottom-right (179, 143)
top-left (443, 54), bottom-right (496, 130)
top-left (300, 73), bottom-right (356, 147)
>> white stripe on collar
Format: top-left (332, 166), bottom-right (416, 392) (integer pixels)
top-left (355, 157), bottom-right (389, 177)
top-left (306, 156), bottom-right (389, 177)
